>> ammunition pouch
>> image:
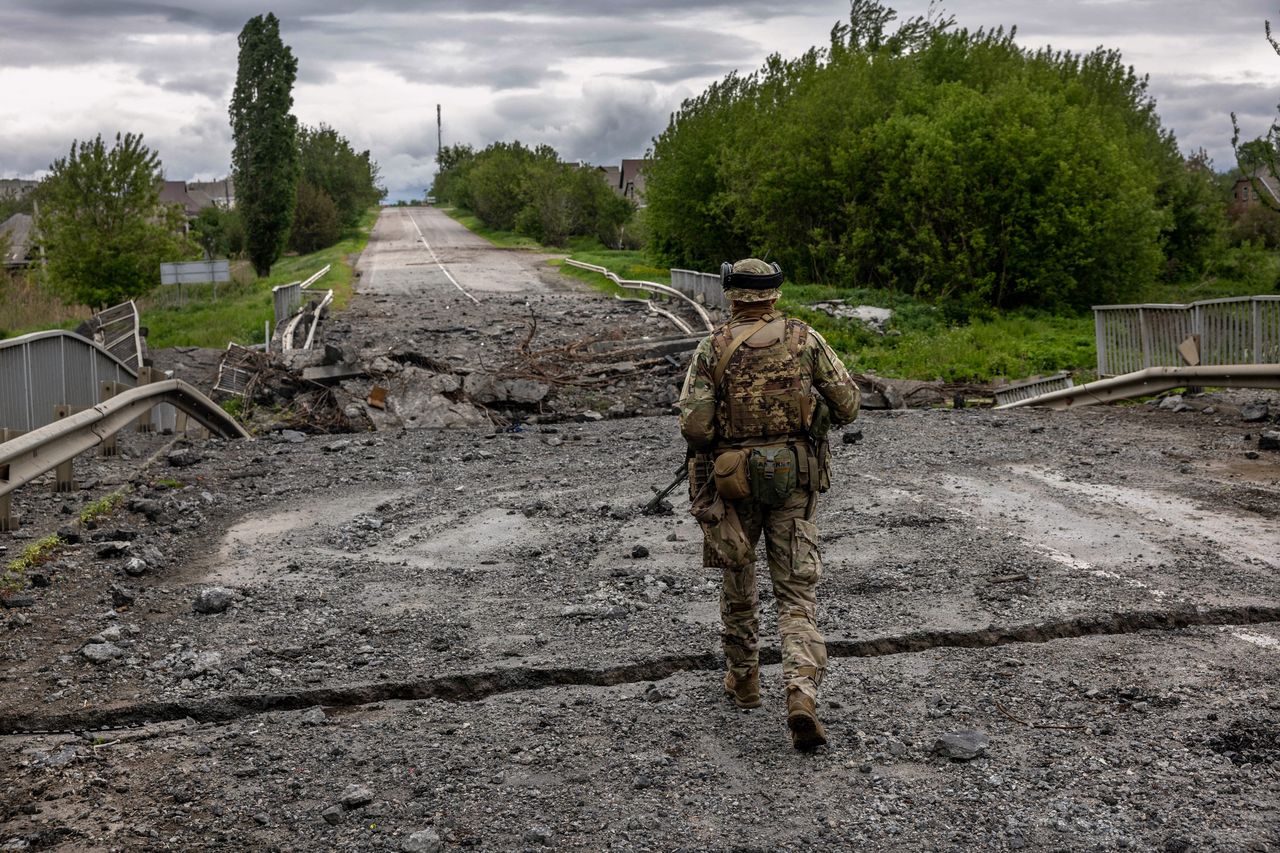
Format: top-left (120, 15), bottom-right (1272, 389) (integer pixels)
top-left (713, 449), bottom-right (751, 500)
top-left (748, 446), bottom-right (797, 507)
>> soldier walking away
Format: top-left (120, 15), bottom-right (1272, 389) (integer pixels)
top-left (677, 258), bottom-right (860, 751)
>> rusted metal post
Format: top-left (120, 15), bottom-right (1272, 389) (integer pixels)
top-left (52, 405), bottom-right (76, 492)
top-left (98, 380), bottom-right (123, 457)
top-left (0, 459), bottom-right (12, 531)
top-left (135, 367), bottom-right (158, 432)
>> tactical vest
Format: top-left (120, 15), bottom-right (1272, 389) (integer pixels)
top-left (711, 313), bottom-right (812, 443)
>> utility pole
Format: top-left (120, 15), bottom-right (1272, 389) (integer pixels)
top-left (436, 104), bottom-right (442, 158)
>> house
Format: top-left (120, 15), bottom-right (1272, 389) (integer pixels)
top-left (619, 159), bottom-right (649, 205)
top-left (186, 178), bottom-right (235, 210)
top-left (159, 180), bottom-right (203, 218)
top-left (597, 159), bottom-right (651, 207)
top-left (1231, 168), bottom-right (1280, 211)
top-left (0, 213), bottom-right (34, 268)
top-left (0, 179), bottom-right (39, 201)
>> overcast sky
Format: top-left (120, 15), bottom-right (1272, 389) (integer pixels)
top-left (3, 1), bottom-right (1280, 201)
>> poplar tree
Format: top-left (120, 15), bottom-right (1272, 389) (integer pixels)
top-left (229, 13), bottom-right (298, 276)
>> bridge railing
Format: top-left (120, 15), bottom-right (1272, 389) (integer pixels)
top-left (670, 268), bottom-right (728, 311)
top-left (1094, 296), bottom-right (1280, 376)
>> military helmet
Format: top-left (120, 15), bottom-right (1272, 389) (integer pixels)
top-left (721, 258), bottom-right (782, 303)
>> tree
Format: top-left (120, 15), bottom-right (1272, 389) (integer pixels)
top-left (229, 12), bottom-right (299, 276)
top-left (36, 133), bottom-right (188, 309)
top-left (297, 123), bottom-right (385, 230)
top-left (289, 181), bottom-right (341, 253)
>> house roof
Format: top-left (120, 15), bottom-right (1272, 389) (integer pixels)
top-left (186, 178), bottom-right (235, 209)
top-left (1, 213), bottom-right (33, 266)
top-left (598, 165), bottom-right (621, 190)
top-left (1241, 168), bottom-right (1280, 205)
top-left (159, 180), bottom-right (202, 217)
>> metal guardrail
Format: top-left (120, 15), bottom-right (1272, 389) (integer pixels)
top-left (670, 268), bottom-right (728, 311)
top-left (78, 301), bottom-right (145, 372)
top-left (1094, 296), bottom-right (1280, 376)
top-left (0, 379), bottom-right (249, 499)
top-left (565, 260), bottom-right (714, 333)
top-left (993, 372), bottom-right (1074, 407)
top-left (272, 264), bottom-right (331, 328)
top-left (0, 330), bottom-right (138, 432)
top-left (994, 364), bottom-right (1280, 410)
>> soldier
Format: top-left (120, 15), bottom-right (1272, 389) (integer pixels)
top-left (678, 258), bottom-right (860, 751)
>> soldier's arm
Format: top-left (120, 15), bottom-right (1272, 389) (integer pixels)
top-left (809, 330), bottom-right (860, 425)
top-left (677, 337), bottom-right (718, 449)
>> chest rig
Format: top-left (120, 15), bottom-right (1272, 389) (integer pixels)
top-left (711, 312), bottom-right (812, 444)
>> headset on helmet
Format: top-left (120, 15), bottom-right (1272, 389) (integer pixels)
top-left (720, 261), bottom-right (783, 291)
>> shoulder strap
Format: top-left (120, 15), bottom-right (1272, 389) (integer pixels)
top-left (713, 315), bottom-right (772, 387)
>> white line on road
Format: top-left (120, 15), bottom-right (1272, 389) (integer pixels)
top-left (405, 211), bottom-right (481, 305)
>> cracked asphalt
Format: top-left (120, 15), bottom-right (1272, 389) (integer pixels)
top-left (2, 207), bottom-right (1278, 852)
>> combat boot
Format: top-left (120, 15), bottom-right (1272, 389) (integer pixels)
top-left (786, 689), bottom-right (827, 751)
top-left (723, 668), bottom-right (762, 709)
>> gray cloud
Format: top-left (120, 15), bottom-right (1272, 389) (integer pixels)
top-left (5, 1), bottom-right (1280, 198)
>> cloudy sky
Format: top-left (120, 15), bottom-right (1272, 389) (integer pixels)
top-left (2, 1), bottom-right (1280, 201)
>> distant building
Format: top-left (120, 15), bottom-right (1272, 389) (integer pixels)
top-left (598, 159), bottom-right (651, 207)
top-left (0, 179), bottom-right (39, 201)
top-left (159, 178), bottom-right (236, 219)
top-left (1231, 168), bottom-right (1280, 211)
top-left (0, 213), bottom-right (34, 268)
top-left (186, 178), bottom-right (235, 211)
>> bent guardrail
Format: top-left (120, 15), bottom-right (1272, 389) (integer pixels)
top-left (0, 379), bottom-right (250, 529)
top-left (0, 330), bottom-right (139, 433)
top-left (564, 260), bottom-right (714, 333)
top-left (993, 364), bottom-right (1280, 411)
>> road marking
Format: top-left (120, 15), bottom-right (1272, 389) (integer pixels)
top-left (405, 210), bottom-right (481, 305)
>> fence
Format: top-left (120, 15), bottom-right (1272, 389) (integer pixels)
top-left (1094, 296), bottom-right (1280, 376)
top-left (0, 330), bottom-right (137, 433)
top-left (670, 268), bottom-right (728, 311)
top-left (272, 264), bottom-right (331, 328)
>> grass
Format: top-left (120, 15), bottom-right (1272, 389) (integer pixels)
top-left (1, 534), bottom-right (63, 594)
top-left (79, 490), bottom-right (126, 526)
top-left (141, 208), bottom-right (378, 349)
top-left (0, 271), bottom-right (90, 339)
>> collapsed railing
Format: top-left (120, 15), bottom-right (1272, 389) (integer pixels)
top-left (564, 260), bottom-right (714, 335)
top-left (271, 265), bottom-right (333, 352)
top-left (994, 364), bottom-right (1280, 411)
top-left (0, 379), bottom-right (250, 530)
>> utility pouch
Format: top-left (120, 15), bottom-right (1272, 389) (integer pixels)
top-left (701, 502), bottom-right (754, 568)
top-left (749, 446), bottom-right (798, 507)
top-left (713, 449), bottom-right (751, 500)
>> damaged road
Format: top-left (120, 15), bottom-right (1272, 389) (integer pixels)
top-left (1, 207), bottom-right (1279, 851)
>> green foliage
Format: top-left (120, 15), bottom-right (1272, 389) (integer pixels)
top-left (230, 12), bottom-right (300, 276)
top-left (2, 534), bottom-right (63, 594)
top-left (645, 2), bottom-right (1222, 310)
top-left (36, 132), bottom-right (189, 309)
top-left (1229, 204), bottom-right (1280, 249)
top-left (142, 207), bottom-right (376, 348)
top-left (297, 123), bottom-right (385, 230)
top-left (433, 141), bottom-right (635, 248)
top-left (289, 181), bottom-right (342, 254)
top-left (191, 206), bottom-right (244, 259)
top-left (80, 490), bottom-right (126, 526)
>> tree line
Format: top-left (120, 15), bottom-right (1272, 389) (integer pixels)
top-left (643, 1), bottom-right (1230, 311)
top-left (432, 141), bottom-right (637, 248)
top-left (18, 12), bottom-right (383, 310)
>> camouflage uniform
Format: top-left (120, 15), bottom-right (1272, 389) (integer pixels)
top-left (678, 266), bottom-right (859, 705)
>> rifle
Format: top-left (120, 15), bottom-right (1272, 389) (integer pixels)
top-left (643, 462), bottom-right (689, 515)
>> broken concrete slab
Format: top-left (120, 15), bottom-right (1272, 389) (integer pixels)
top-left (463, 373), bottom-right (550, 405)
top-left (301, 363), bottom-right (367, 384)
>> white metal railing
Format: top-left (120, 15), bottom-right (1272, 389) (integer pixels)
top-left (1094, 296), bottom-right (1280, 376)
top-left (565, 260), bottom-right (713, 333)
top-left (670, 268), bottom-right (728, 311)
top-left (995, 364), bottom-right (1280, 410)
top-left (271, 264), bottom-right (331, 327)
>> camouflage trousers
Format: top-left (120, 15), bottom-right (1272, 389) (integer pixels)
top-left (706, 487), bottom-right (827, 700)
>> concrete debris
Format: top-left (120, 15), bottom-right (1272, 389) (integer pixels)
top-left (1240, 402), bottom-right (1270, 423)
top-left (809, 301), bottom-right (894, 333)
top-left (463, 373), bottom-right (551, 405)
top-left (401, 828), bottom-right (443, 853)
top-left (81, 641), bottom-right (124, 664)
top-left (934, 729), bottom-right (990, 760)
top-left (339, 784), bottom-right (375, 809)
top-left (193, 587), bottom-right (235, 615)
top-left (1259, 430), bottom-right (1280, 451)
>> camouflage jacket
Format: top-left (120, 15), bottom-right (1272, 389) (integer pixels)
top-left (678, 308), bottom-right (860, 450)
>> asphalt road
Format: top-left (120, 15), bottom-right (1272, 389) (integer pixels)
top-left (1, 207), bottom-right (1277, 852)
